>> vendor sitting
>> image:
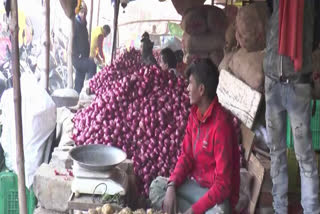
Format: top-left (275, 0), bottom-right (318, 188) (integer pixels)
top-left (149, 59), bottom-right (240, 214)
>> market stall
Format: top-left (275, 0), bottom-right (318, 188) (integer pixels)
top-left (1, 0), bottom-right (318, 214)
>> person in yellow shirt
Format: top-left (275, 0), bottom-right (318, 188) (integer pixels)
top-left (90, 25), bottom-right (111, 66)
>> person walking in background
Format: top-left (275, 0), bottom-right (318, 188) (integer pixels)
top-left (90, 25), bottom-right (111, 66)
top-left (72, 1), bottom-right (96, 94)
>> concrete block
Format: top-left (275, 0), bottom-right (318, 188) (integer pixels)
top-left (34, 207), bottom-right (68, 214)
top-left (49, 146), bottom-right (74, 169)
top-left (33, 163), bottom-right (73, 212)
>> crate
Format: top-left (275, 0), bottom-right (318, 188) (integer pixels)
top-left (287, 100), bottom-right (320, 151)
top-left (0, 170), bottom-right (36, 214)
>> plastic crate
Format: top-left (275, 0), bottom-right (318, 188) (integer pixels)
top-left (0, 170), bottom-right (36, 214)
top-left (287, 100), bottom-right (320, 151)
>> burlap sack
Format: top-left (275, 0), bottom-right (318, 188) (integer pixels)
top-left (229, 48), bottom-right (265, 92)
top-left (224, 5), bottom-right (238, 25)
top-left (181, 8), bottom-right (208, 35)
top-left (59, 0), bottom-right (78, 19)
top-left (183, 52), bottom-right (210, 65)
top-left (182, 32), bottom-right (225, 53)
top-left (209, 50), bottom-right (224, 67)
top-left (206, 5), bottom-right (228, 36)
top-left (225, 22), bottom-right (237, 54)
top-left (181, 5), bottom-right (227, 36)
top-left (183, 50), bottom-right (223, 67)
top-left (172, 0), bottom-right (205, 16)
top-left (218, 51), bottom-right (236, 72)
top-left (235, 2), bottom-right (269, 52)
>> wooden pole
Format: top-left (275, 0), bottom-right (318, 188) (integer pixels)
top-left (225, 0), bottom-right (228, 6)
top-left (67, 17), bottom-right (75, 88)
top-left (88, 0), bottom-right (94, 46)
top-left (212, 0), bottom-right (214, 5)
top-left (111, 0), bottom-right (120, 64)
top-left (10, 0), bottom-right (27, 214)
top-left (97, 0), bottom-right (101, 26)
top-left (45, 0), bottom-right (50, 90)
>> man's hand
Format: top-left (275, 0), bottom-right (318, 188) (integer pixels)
top-left (163, 185), bottom-right (177, 214)
top-left (183, 208), bottom-right (194, 214)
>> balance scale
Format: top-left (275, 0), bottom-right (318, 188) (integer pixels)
top-left (71, 162), bottom-right (128, 196)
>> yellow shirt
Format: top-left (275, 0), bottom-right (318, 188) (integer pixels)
top-left (90, 26), bottom-right (104, 59)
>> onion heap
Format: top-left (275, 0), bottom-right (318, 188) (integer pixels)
top-left (72, 48), bottom-right (191, 196)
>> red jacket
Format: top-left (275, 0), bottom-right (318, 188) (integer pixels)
top-left (169, 97), bottom-right (240, 214)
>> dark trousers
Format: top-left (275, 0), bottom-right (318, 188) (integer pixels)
top-left (73, 57), bottom-right (96, 94)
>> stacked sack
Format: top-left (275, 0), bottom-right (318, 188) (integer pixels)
top-left (219, 2), bottom-right (270, 93)
top-left (181, 5), bottom-right (228, 66)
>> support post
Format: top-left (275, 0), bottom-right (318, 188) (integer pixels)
top-left (45, 0), bottom-right (50, 90)
top-left (10, 0), bottom-right (27, 213)
top-left (111, 0), bottom-right (120, 63)
top-left (67, 16), bottom-right (75, 88)
top-left (97, 0), bottom-right (101, 26)
top-left (88, 0), bottom-right (94, 46)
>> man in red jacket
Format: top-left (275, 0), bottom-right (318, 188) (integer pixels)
top-left (149, 59), bottom-right (240, 214)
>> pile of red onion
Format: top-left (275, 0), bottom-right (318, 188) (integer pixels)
top-left (72, 48), bottom-right (190, 196)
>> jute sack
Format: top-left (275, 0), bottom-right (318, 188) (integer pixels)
top-left (224, 5), bottom-right (238, 25)
top-left (172, 0), bottom-right (205, 16)
top-left (225, 22), bottom-right (237, 54)
top-left (218, 51), bottom-right (236, 72)
top-left (183, 50), bottom-right (223, 67)
top-left (229, 48), bottom-right (265, 92)
top-left (181, 8), bottom-right (208, 35)
top-left (181, 5), bottom-right (227, 36)
top-left (235, 2), bottom-right (269, 52)
top-left (182, 32), bottom-right (225, 54)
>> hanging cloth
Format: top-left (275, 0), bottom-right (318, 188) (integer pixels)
top-left (278, 0), bottom-right (304, 71)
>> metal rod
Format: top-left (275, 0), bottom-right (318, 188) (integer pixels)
top-left (118, 19), bottom-right (181, 27)
top-left (67, 16), bottom-right (75, 88)
top-left (88, 0), bottom-right (94, 46)
top-left (11, 0), bottom-right (27, 213)
top-left (111, 0), bottom-right (120, 64)
top-left (45, 0), bottom-right (50, 90)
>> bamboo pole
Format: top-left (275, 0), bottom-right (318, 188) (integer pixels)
top-left (111, 0), bottom-right (120, 64)
top-left (88, 0), bottom-right (94, 46)
top-left (67, 17), bottom-right (75, 88)
top-left (97, 0), bottom-right (101, 26)
top-left (45, 0), bottom-right (50, 90)
top-left (10, 0), bottom-right (27, 214)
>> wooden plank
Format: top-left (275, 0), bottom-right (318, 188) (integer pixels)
top-left (217, 70), bottom-right (262, 129)
top-left (68, 193), bottom-right (122, 211)
top-left (10, 0), bottom-right (27, 213)
top-left (241, 123), bottom-right (255, 163)
top-left (247, 154), bottom-right (265, 214)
